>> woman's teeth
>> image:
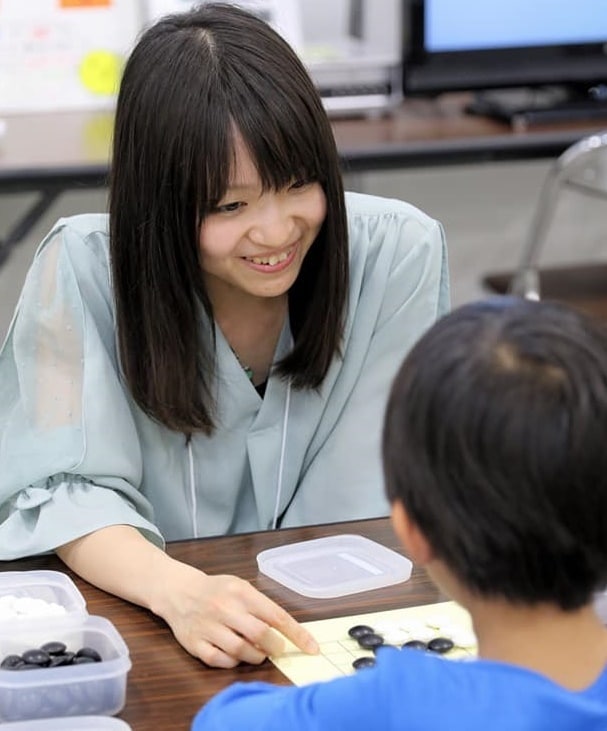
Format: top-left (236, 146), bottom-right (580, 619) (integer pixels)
top-left (248, 250), bottom-right (290, 266)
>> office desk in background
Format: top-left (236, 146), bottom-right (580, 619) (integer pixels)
top-left (1, 92), bottom-right (605, 265)
top-left (0, 518), bottom-right (442, 731)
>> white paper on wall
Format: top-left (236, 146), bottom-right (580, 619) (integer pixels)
top-left (0, 0), bottom-right (142, 114)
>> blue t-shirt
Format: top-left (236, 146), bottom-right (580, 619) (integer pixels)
top-left (191, 647), bottom-right (607, 731)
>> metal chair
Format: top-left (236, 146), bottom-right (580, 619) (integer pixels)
top-left (509, 129), bottom-right (607, 300)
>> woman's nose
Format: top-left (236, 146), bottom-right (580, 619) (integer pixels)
top-left (248, 201), bottom-right (295, 247)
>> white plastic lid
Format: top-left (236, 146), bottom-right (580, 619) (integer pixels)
top-left (2, 717), bottom-right (131, 730)
top-left (257, 534), bottom-right (413, 598)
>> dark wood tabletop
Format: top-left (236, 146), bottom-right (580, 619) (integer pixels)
top-left (0, 518), bottom-right (444, 731)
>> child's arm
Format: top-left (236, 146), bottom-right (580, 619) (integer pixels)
top-left (190, 660), bottom-right (392, 731)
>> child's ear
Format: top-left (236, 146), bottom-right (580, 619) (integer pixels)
top-left (390, 501), bottom-right (434, 565)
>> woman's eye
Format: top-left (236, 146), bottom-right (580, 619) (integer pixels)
top-left (214, 201), bottom-right (244, 214)
top-left (289, 179), bottom-right (311, 190)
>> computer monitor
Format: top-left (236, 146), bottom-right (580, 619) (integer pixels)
top-left (403, 0), bottom-right (607, 124)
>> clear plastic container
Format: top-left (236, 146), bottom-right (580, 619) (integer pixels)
top-left (0, 614), bottom-right (131, 723)
top-left (2, 716), bottom-right (132, 730)
top-left (0, 571), bottom-right (87, 619)
top-left (257, 534), bottom-right (413, 598)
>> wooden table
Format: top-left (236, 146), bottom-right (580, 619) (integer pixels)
top-left (0, 518), bottom-right (443, 731)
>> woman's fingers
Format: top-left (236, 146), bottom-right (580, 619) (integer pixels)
top-left (236, 588), bottom-right (319, 656)
top-left (219, 609), bottom-right (286, 658)
top-left (190, 637), bottom-right (241, 669)
top-left (160, 569), bottom-right (319, 666)
top-left (193, 623), bottom-right (268, 667)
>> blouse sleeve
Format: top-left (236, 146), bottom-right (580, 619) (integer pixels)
top-left (281, 200), bottom-right (449, 526)
top-left (0, 220), bottom-right (163, 559)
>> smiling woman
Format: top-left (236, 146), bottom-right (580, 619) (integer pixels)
top-left (0, 3), bottom-right (449, 669)
top-left (199, 134), bottom-right (327, 384)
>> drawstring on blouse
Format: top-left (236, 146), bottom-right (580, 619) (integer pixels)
top-left (272, 380), bottom-right (291, 530)
top-left (187, 440), bottom-right (198, 538)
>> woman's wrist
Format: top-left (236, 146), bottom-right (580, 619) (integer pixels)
top-left (147, 552), bottom-right (208, 621)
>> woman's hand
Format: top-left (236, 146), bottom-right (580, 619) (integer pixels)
top-left (154, 560), bottom-right (319, 668)
top-left (57, 526), bottom-right (318, 669)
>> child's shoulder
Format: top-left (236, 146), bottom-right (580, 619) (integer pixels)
top-left (377, 649), bottom-right (607, 730)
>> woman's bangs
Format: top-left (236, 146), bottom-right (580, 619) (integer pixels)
top-left (234, 99), bottom-right (326, 192)
top-left (196, 127), bottom-right (234, 216)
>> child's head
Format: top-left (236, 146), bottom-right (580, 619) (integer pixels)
top-left (383, 297), bottom-right (607, 610)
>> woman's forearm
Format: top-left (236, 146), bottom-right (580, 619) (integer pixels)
top-left (56, 524), bottom-right (181, 613)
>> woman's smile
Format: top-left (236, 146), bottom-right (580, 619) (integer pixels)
top-left (241, 244), bottom-right (298, 272)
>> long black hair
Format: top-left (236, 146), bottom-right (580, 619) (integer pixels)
top-left (109, 3), bottom-right (348, 434)
top-left (383, 297), bottom-right (607, 610)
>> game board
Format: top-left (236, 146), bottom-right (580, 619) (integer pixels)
top-left (271, 600), bottom-right (477, 685)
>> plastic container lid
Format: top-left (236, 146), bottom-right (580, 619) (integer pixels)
top-left (256, 534), bottom-right (413, 598)
top-left (0, 571), bottom-right (87, 619)
top-left (2, 717), bottom-right (131, 730)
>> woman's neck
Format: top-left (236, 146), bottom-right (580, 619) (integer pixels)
top-left (213, 293), bottom-right (288, 386)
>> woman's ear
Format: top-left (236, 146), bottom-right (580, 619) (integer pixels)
top-left (390, 501), bottom-right (434, 566)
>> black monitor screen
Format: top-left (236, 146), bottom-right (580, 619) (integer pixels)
top-left (404, 0), bottom-right (607, 96)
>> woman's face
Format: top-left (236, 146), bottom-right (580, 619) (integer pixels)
top-left (198, 134), bottom-right (327, 308)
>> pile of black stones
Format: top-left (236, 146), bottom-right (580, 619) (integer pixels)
top-left (1, 641), bottom-right (103, 670)
top-left (348, 624), bottom-right (455, 671)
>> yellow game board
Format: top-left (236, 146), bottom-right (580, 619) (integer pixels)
top-left (271, 601), bottom-right (477, 685)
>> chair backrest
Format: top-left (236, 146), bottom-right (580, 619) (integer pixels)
top-left (509, 130), bottom-right (607, 299)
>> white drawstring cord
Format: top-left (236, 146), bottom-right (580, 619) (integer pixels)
top-left (272, 381), bottom-right (291, 529)
top-left (187, 441), bottom-right (199, 538)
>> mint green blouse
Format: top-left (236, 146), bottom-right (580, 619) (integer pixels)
top-left (0, 192), bottom-right (449, 558)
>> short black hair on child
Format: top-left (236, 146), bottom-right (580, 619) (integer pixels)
top-left (383, 296), bottom-right (607, 610)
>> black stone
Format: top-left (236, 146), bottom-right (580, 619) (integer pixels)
top-left (403, 640), bottom-right (427, 651)
top-left (427, 637), bottom-right (455, 654)
top-left (352, 656), bottom-right (376, 670)
top-left (76, 646), bottom-right (102, 662)
top-left (1, 654), bottom-right (25, 670)
top-left (357, 633), bottom-right (384, 650)
top-left (73, 655), bottom-right (97, 665)
top-left (40, 641), bottom-right (67, 656)
top-left (48, 653), bottom-right (76, 667)
top-left (21, 649), bottom-right (51, 666)
top-left (348, 625), bottom-right (375, 640)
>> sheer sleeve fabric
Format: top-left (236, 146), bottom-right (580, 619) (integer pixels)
top-left (0, 220), bottom-right (162, 559)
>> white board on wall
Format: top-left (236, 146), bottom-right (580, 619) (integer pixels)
top-left (0, 0), bottom-right (142, 115)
